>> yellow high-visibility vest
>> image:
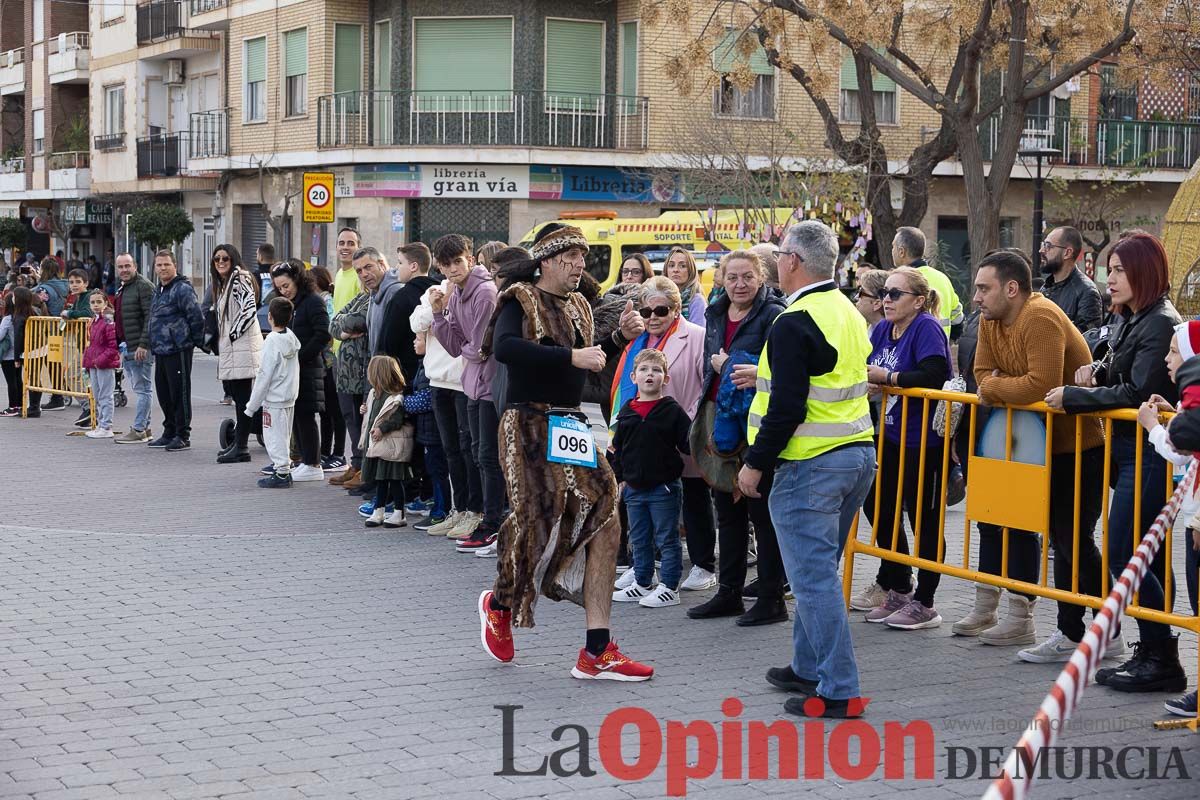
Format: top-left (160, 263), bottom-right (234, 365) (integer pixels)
top-left (916, 264), bottom-right (962, 338)
top-left (747, 287), bottom-right (873, 461)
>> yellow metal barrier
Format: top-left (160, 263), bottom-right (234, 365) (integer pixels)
top-left (21, 316), bottom-right (95, 426)
top-left (842, 385), bottom-right (1199, 732)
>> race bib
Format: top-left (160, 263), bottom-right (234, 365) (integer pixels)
top-left (547, 415), bottom-right (597, 468)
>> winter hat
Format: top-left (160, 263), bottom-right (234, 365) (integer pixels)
top-left (529, 224), bottom-right (589, 264)
top-left (1175, 320), bottom-right (1200, 362)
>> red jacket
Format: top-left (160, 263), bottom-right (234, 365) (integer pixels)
top-left (83, 315), bottom-right (120, 370)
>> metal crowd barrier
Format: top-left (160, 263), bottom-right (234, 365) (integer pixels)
top-left (21, 317), bottom-right (94, 426)
top-left (842, 385), bottom-right (1199, 730)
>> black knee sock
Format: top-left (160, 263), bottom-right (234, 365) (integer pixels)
top-left (489, 595), bottom-right (509, 612)
top-left (585, 628), bottom-right (610, 656)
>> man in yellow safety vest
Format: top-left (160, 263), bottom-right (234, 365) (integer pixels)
top-left (736, 219), bottom-right (876, 720)
top-left (892, 226), bottom-right (963, 341)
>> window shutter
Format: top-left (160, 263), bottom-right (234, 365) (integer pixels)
top-left (839, 50), bottom-right (896, 92)
top-left (713, 30), bottom-right (771, 76)
top-left (284, 29), bottom-right (306, 77)
top-left (245, 38), bottom-right (266, 84)
top-left (545, 19), bottom-right (605, 103)
top-left (413, 18), bottom-right (513, 95)
top-left (334, 24), bottom-right (363, 94)
top-left (620, 22), bottom-right (638, 97)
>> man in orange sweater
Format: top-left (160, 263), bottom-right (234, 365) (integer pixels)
top-left (963, 249), bottom-right (1124, 664)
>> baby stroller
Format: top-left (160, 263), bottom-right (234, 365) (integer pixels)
top-left (113, 365), bottom-right (128, 408)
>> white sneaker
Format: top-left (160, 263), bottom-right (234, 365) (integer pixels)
top-left (85, 428), bottom-right (114, 439)
top-left (383, 509), bottom-right (406, 529)
top-left (427, 511), bottom-right (462, 536)
top-left (1018, 629), bottom-right (1076, 663)
top-left (291, 464), bottom-right (324, 482)
top-left (450, 511), bottom-right (482, 539)
top-left (638, 584), bottom-right (680, 608)
top-left (849, 582), bottom-right (888, 611)
top-left (474, 541), bottom-right (498, 558)
top-left (613, 567), bottom-right (640, 591)
top-left (680, 565), bottom-right (717, 591)
top-left (613, 584), bottom-right (653, 602)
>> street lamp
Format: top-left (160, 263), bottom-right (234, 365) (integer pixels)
top-left (1018, 144), bottom-right (1061, 273)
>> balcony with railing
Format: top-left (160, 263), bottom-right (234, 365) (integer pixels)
top-left (188, 0), bottom-right (230, 30)
top-left (48, 32), bottom-right (90, 84)
top-left (0, 157), bottom-right (24, 193)
top-left (137, 132), bottom-right (188, 177)
top-left (0, 48), bottom-right (24, 95)
top-left (137, 0), bottom-right (184, 44)
top-left (189, 109), bottom-right (228, 158)
top-left (978, 114), bottom-right (1200, 171)
top-left (48, 151), bottom-right (90, 191)
top-left (94, 132), bottom-right (126, 152)
top-left (316, 90), bottom-right (650, 151)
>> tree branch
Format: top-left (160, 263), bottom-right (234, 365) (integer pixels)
top-left (1019, 0), bottom-right (1136, 102)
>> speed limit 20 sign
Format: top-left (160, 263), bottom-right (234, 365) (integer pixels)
top-left (302, 172), bottom-right (335, 224)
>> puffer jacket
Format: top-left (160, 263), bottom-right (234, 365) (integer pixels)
top-left (700, 284), bottom-right (786, 398)
top-left (82, 315), bottom-right (120, 370)
top-left (148, 275), bottom-right (204, 356)
top-left (331, 290), bottom-right (370, 395)
top-left (116, 274), bottom-right (154, 351)
top-left (34, 278), bottom-right (68, 316)
top-left (290, 290), bottom-right (331, 414)
top-left (1062, 294), bottom-right (1180, 439)
top-left (0, 314), bottom-right (15, 361)
top-left (216, 268), bottom-right (263, 381)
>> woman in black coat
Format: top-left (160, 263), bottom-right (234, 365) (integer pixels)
top-left (1047, 233), bottom-right (1185, 693)
top-left (688, 251), bottom-right (788, 626)
top-left (271, 259), bottom-right (331, 480)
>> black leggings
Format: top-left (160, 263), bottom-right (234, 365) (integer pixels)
top-left (1, 360), bottom-right (20, 408)
top-left (320, 367), bottom-right (345, 459)
top-left (222, 378), bottom-right (253, 449)
top-left (714, 469), bottom-right (786, 597)
top-left (373, 479), bottom-right (407, 510)
top-left (293, 411), bottom-right (320, 467)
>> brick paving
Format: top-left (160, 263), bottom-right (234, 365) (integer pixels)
top-left (0, 354), bottom-right (1196, 799)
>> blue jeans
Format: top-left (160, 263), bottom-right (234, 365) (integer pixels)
top-left (1109, 437), bottom-right (1174, 642)
top-left (770, 445), bottom-right (876, 701)
top-left (88, 368), bottom-right (115, 430)
top-left (121, 352), bottom-right (153, 432)
top-left (423, 442), bottom-right (450, 518)
top-left (624, 481), bottom-right (683, 589)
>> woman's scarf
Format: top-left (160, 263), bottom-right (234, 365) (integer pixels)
top-left (608, 316), bottom-right (681, 430)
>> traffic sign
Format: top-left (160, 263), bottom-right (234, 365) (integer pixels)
top-left (302, 172), bottom-right (335, 223)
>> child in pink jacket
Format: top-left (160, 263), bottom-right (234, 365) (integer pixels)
top-left (82, 290), bottom-right (120, 438)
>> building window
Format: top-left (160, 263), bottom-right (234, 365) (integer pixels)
top-left (374, 21), bottom-right (392, 92)
top-left (101, 0), bottom-right (122, 22)
top-left (244, 37), bottom-right (267, 122)
top-left (104, 85), bottom-right (125, 135)
top-left (839, 51), bottom-right (898, 124)
top-left (413, 17), bottom-right (513, 111)
top-left (32, 0), bottom-right (44, 42)
top-left (283, 28), bottom-right (307, 116)
top-left (620, 21), bottom-right (638, 112)
top-left (33, 109), bottom-right (44, 154)
top-left (334, 24), bottom-right (363, 110)
top-left (544, 19), bottom-right (604, 112)
top-left (711, 30), bottom-right (775, 119)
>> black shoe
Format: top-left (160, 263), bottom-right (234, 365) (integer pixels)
top-left (766, 665), bottom-right (818, 694)
top-left (147, 435), bottom-right (172, 448)
top-left (743, 578), bottom-right (790, 600)
top-left (783, 694), bottom-right (866, 719)
top-left (1105, 637), bottom-right (1188, 693)
top-left (348, 483), bottom-right (375, 497)
top-left (41, 398), bottom-right (66, 411)
top-left (456, 525), bottom-right (498, 552)
top-left (687, 590), bottom-right (745, 619)
top-left (24, 409), bottom-right (40, 418)
top-left (73, 413), bottom-right (90, 428)
top-left (165, 438), bottom-right (190, 452)
top-left (737, 597), bottom-right (789, 627)
top-left (1164, 689), bottom-right (1198, 717)
top-left (257, 473), bottom-right (293, 489)
top-left (217, 447), bottom-right (251, 464)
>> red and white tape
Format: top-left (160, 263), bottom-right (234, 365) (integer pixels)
top-left (982, 460), bottom-right (1197, 800)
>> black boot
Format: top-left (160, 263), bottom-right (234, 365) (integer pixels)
top-left (216, 444), bottom-right (251, 464)
top-left (687, 590), bottom-right (744, 620)
top-left (737, 596), bottom-right (789, 627)
top-left (1105, 637), bottom-right (1188, 693)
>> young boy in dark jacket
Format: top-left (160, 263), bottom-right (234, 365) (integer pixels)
top-left (609, 349), bottom-right (692, 609)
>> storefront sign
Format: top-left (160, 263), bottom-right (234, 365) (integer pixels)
top-left (530, 166), bottom-right (682, 203)
top-left (421, 164), bottom-right (529, 199)
top-left (341, 164), bottom-right (680, 203)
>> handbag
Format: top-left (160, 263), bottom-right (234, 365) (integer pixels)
top-left (932, 375), bottom-right (967, 439)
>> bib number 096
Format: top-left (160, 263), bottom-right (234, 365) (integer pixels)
top-left (546, 415), bottom-right (597, 468)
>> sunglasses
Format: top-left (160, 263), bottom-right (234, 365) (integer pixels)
top-left (853, 290), bottom-right (877, 301)
top-left (881, 288), bottom-right (919, 301)
top-left (270, 264), bottom-right (295, 276)
top-left (638, 305), bottom-right (672, 318)
top-left (213, 255), bottom-right (231, 263)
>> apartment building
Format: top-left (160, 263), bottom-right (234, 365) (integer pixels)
top-left (0, 0), bottom-right (99, 260)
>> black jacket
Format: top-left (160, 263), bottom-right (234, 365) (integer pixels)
top-left (610, 396), bottom-right (692, 488)
top-left (377, 275), bottom-right (436, 383)
top-left (1042, 267), bottom-right (1103, 334)
top-left (290, 291), bottom-right (332, 414)
top-left (701, 285), bottom-right (786, 399)
top-left (1062, 295), bottom-right (1180, 439)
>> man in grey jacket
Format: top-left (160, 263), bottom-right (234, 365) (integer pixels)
top-left (114, 254), bottom-right (156, 444)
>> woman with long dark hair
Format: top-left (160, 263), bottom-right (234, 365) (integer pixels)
top-left (211, 244), bottom-right (263, 463)
top-left (270, 259), bottom-right (331, 481)
top-left (310, 266), bottom-right (346, 471)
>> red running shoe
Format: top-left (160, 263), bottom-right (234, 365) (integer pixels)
top-left (570, 641), bottom-right (654, 682)
top-left (478, 590), bottom-right (514, 663)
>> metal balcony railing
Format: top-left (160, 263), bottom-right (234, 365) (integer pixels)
top-left (47, 32), bottom-right (90, 54)
top-left (94, 132), bottom-right (126, 151)
top-left (136, 132), bottom-right (187, 177)
top-left (189, 109), bottom-right (228, 158)
top-left (978, 113), bottom-right (1200, 170)
top-left (48, 151), bottom-right (90, 170)
top-left (190, 0), bottom-right (227, 13)
top-left (316, 90), bottom-right (650, 151)
top-left (137, 0), bottom-right (184, 45)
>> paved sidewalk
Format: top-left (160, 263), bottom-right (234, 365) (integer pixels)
top-left (0, 356), bottom-right (1196, 799)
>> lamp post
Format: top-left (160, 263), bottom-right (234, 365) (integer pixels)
top-left (1018, 145), bottom-right (1061, 273)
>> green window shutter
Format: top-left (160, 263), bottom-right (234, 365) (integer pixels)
top-left (284, 29), bottom-right (306, 78)
top-left (545, 19), bottom-right (604, 105)
top-left (712, 29), bottom-right (771, 76)
top-left (245, 37), bottom-right (266, 84)
top-left (334, 24), bottom-right (363, 94)
top-left (839, 50), bottom-right (896, 92)
top-left (620, 22), bottom-right (638, 97)
top-left (414, 17), bottom-right (513, 100)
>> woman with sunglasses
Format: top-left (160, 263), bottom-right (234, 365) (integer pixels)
top-left (859, 267), bottom-right (952, 631)
top-left (610, 275), bottom-right (711, 594)
top-left (852, 268), bottom-right (887, 337)
top-left (687, 250), bottom-right (789, 625)
top-left (211, 244), bottom-right (263, 463)
top-left (270, 259), bottom-right (331, 482)
top-left (663, 248), bottom-right (707, 327)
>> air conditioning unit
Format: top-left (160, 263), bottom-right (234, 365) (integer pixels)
top-left (165, 59), bottom-right (186, 86)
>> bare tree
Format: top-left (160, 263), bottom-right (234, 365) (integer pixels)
top-left (254, 159), bottom-right (301, 255)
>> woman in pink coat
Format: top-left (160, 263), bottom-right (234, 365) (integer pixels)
top-left (610, 276), bottom-right (715, 591)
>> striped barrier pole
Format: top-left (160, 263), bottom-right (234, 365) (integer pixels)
top-left (982, 460), bottom-right (1198, 800)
